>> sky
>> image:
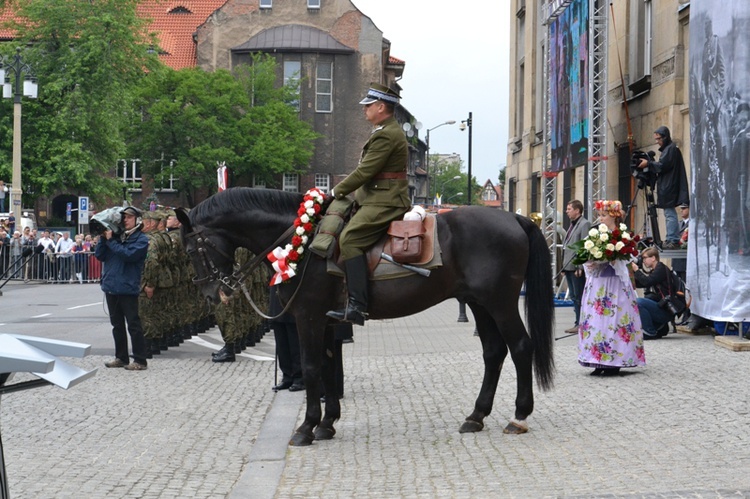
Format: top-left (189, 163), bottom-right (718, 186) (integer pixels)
top-left (352, 0), bottom-right (511, 184)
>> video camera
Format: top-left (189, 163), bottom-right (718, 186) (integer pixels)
top-left (631, 150), bottom-right (657, 189)
top-left (89, 206), bottom-right (124, 236)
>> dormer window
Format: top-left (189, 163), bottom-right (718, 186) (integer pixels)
top-left (168, 6), bottom-right (191, 14)
top-left (260, 0), bottom-right (272, 9)
top-left (308, 0), bottom-right (320, 9)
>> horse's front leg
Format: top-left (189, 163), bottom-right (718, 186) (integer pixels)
top-left (314, 326), bottom-right (341, 441)
top-left (289, 322), bottom-right (325, 447)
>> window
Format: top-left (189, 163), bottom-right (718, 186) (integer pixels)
top-left (482, 185), bottom-right (497, 202)
top-left (118, 159), bottom-right (141, 191)
top-left (515, 12), bottom-right (525, 140)
top-left (315, 62), bottom-right (333, 113)
top-left (252, 175), bottom-right (266, 188)
top-left (508, 178), bottom-right (517, 213)
top-left (628, 0), bottom-right (652, 94)
top-left (283, 173), bottom-right (299, 193)
top-left (308, 0), bottom-right (320, 8)
top-left (530, 173), bottom-right (540, 213)
top-left (314, 173), bottom-right (330, 194)
top-left (260, 0), bottom-right (272, 9)
top-left (284, 60), bottom-right (301, 111)
top-left (155, 159), bottom-right (178, 192)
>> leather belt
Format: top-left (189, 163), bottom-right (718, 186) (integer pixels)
top-left (373, 172), bottom-right (407, 180)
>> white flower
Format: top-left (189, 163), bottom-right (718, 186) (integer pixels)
top-left (599, 233), bottom-right (609, 242)
top-left (295, 226), bottom-right (305, 235)
top-left (297, 246), bottom-right (304, 255)
top-left (289, 262), bottom-right (297, 271)
top-left (300, 214), bottom-right (310, 224)
top-left (593, 250), bottom-right (603, 259)
top-left (304, 200), bottom-right (314, 209)
top-left (615, 241), bottom-right (625, 251)
top-left (301, 235), bottom-right (308, 245)
top-left (621, 232), bottom-right (631, 241)
top-left (589, 228), bottom-right (599, 238)
top-left (584, 240), bottom-right (595, 250)
top-left (306, 207), bottom-right (316, 217)
top-left (606, 243), bottom-right (615, 251)
top-left (598, 223), bottom-right (608, 232)
top-left (619, 223), bottom-right (628, 231)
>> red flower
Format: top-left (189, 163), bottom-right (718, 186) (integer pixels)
top-left (313, 203), bottom-right (321, 214)
top-left (297, 207), bottom-right (306, 216)
top-left (291, 235), bottom-right (303, 247)
top-left (612, 228), bottom-right (620, 238)
top-left (288, 250), bottom-right (300, 262)
top-left (303, 222), bottom-right (313, 233)
top-left (293, 218), bottom-right (302, 227)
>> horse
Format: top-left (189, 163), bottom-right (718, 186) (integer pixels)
top-left (176, 187), bottom-right (555, 447)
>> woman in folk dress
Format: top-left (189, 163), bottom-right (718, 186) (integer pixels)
top-left (578, 200), bottom-right (646, 376)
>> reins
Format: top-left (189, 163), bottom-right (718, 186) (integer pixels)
top-left (186, 222), bottom-right (305, 320)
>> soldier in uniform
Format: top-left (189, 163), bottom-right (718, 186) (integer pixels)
top-left (139, 210), bottom-right (164, 356)
top-left (326, 82), bottom-right (410, 326)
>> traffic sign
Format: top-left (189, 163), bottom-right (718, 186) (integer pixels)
top-left (78, 196), bottom-right (89, 224)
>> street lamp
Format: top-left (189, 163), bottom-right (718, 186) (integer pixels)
top-left (0, 48), bottom-right (38, 224)
top-left (425, 120), bottom-right (455, 202)
top-left (440, 175), bottom-right (462, 192)
top-left (445, 192), bottom-right (464, 204)
top-left (459, 112), bottom-right (473, 205)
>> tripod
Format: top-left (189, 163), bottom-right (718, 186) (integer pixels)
top-left (625, 177), bottom-right (661, 248)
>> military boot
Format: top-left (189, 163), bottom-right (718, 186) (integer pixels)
top-left (212, 343), bottom-right (235, 363)
top-left (326, 254), bottom-right (368, 326)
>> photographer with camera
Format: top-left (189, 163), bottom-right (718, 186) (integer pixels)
top-left (630, 247), bottom-right (675, 339)
top-left (636, 126), bottom-right (690, 249)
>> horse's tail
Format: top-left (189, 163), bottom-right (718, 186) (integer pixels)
top-left (516, 214), bottom-right (555, 390)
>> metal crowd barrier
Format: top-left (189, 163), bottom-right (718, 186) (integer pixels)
top-left (0, 249), bottom-right (101, 284)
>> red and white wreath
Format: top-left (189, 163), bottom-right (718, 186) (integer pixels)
top-left (268, 188), bottom-right (326, 285)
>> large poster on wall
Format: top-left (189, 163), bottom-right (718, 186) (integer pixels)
top-left (549, 0), bottom-right (589, 172)
top-left (688, 1), bottom-right (750, 321)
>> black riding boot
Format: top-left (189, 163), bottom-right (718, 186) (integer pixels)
top-left (212, 343), bottom-right (236, 363)
top-left (326, 254), bottom-right (368, 326)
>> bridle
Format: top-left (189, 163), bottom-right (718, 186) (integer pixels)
top-left (184, 223), bottom-right (304, 320)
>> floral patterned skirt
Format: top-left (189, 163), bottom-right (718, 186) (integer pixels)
top-left (578, 270), bottom-right (646, 369)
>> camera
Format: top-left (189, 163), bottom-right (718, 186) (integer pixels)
top-left (89, 206), bottom-right (124, 236)
top-left (631, 150), bottom-right (657, 189)
top-left (658, 296), bottom-right (679, 315)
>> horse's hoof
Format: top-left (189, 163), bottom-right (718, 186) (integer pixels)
top-left (459, 420), bottom-right (484, 433)
top-left (503, 420), bottom-right (529, 435)
top-left (289, 431), bottom-right (315, 446)
top-left (314, 426), bottom-right (336, 440)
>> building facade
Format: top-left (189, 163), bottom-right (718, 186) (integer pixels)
top-left (505, 0), bottom-right (691, 239)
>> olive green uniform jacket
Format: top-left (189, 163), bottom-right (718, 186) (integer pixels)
top-left (334, 116), bottom-right (410, 260)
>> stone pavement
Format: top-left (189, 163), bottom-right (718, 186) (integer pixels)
top-left (2, 299), bottom-right (750, 498)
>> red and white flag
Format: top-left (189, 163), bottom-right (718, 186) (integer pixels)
top-left (217, 162), bottom-right (228, 192)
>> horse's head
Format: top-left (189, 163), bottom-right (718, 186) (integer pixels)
top-left (176, 207), bottom-right (236, 304)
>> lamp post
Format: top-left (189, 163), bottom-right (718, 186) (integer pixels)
top-left (459, 112), bottom-right (473, 205)
top-left (445, 192), bottom-right (464, 204)
top-left (1, 48), bottom-right (38, 225)
top-left (425, 120), bottom-right (455, 202)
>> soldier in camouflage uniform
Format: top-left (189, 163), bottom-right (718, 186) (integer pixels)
top-left (140, 211), bottom-right (167, 356)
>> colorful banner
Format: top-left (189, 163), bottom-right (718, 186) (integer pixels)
top-left (549, 0), bottom-right (589, 172)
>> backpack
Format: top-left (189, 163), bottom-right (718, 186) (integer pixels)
top-left (664, 267), bottom-right (691, 323)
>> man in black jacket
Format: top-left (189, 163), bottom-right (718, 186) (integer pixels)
top-left (638, 126), bottom-right (690, 249)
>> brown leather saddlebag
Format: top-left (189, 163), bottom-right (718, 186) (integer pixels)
top-left (387, 220), bottom-right (426, 264)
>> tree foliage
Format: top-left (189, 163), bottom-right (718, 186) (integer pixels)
top-left (431, 156), bottom-right (482, 205)
top-left (0, 0), bottom-right (160, 206)
top-left (127, 55), bottom-right (318, 206)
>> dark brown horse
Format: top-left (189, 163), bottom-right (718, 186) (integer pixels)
top-left (176, 187), bottom-right (554, 446)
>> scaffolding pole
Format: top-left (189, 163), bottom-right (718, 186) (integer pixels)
top-left (586, 0), bottom-right (609, 220)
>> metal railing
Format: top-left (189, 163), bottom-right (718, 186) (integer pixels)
top-left (0, 249), bottom-right (101, 283)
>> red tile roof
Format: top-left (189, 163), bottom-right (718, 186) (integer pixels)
top-left (137, 1), bottom-right (228, 70)
top-left (389, 55), bottom-right (404, 65)
top-left (0, 2), bottom-right (226, 69)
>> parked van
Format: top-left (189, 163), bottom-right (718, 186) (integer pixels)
top-left (0, 211), bottom-right (37, 232)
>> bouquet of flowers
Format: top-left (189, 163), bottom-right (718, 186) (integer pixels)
top-left (569, 223), bottom-right (640, 265)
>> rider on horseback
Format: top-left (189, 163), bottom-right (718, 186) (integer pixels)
top-left (326, 83), bottom-right (410, 326)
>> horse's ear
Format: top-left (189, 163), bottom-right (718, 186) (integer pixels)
top-left (175, 207), bottom-right (192, 232)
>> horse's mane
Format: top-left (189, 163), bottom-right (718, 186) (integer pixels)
top-left (190, 187), bottom-right (303, 226)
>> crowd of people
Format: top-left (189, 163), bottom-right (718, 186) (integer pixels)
top-left (0, 226), bottom-right (102, 282)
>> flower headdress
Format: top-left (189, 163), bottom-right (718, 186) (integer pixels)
top-left (594, 199), bottom-right (624, 219)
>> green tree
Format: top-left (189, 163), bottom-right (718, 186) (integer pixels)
top-left (432, 157), bottom-right (481, 205)
top-left (127, 55), bottom-right (318, 205)
top-left (0, 0), bottom-right (160, 206)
